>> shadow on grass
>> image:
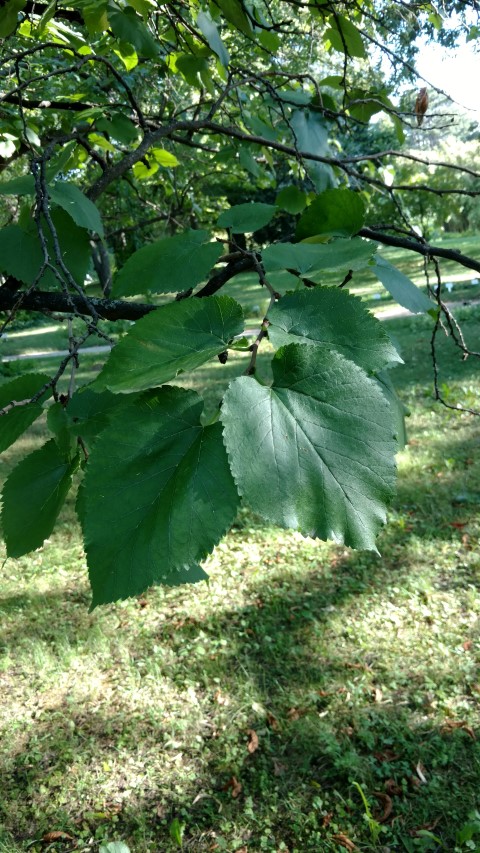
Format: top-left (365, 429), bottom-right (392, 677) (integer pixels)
top-left (1, 518), bottom-right (479, 851)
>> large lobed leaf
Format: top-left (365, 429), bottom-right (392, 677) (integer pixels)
top-left (82, 387), bottom-right (240, 606)
top-left (268, 287), bottom-right (402, 374)
top-left (221, 343), bottom-right (397, 550)
top-left (94, 295), bottom-right (244, 393)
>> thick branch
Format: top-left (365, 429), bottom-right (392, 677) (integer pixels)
top-left (0, 258), bottom-right (255, 320)
top-left (360, 228), bottom-right (480, 275)
top-left (1, 94), bottom-right (100, 112)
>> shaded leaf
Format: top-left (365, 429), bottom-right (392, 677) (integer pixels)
top-left (197, 10), bottom-right (229, 66)
top-left (49, 181), bottom-right (104, 237)
top-left (326, 14), bottom-right (366, 58)
top-left (66, 387), bottom-right (134, 450)
top-left (0, 373), bottom-right (50, 453)
top-left (83, 387), bottom-right (240, 606)
top-left (95, 295), bottom-right (244, 393)
top-left (108, 4), bottom-right (158, 58)
top-left (374, 257), bottom-right (433, 314)
top-left (218, 203), bottom-right (277, 233)
top-left (262, 238), bottom-right (376, 276)
top-left (2, 439), bottom-right (78, 557)
top-left (276, 185), bottom-right (307, 214)
top-left (0, 0), bottom-right (26, 38)
top-left (296, 189), bottom-right (365, 241)
top-left (112, 230), bottom-right (222, 297)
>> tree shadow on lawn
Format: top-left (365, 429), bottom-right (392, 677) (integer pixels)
top-left (2, 526), bottom-right (479, 850)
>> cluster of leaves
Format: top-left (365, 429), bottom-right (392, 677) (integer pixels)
top-left (0, 0), bottom-right (478, 606)
top-left (0, 187), bottom-right (425, 606)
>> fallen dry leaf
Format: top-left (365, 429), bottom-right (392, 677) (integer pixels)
top-left (214, 690), bottom-right (230, 706)
top-left (373, 791), bottom-right (393, 823)
top-left (266, 712), bottom-right (279, 730)
top-left (374, 749), bottom-right (400, 763)
top-left (463, 640), bottom-right (473, 651)
top-left (322, 811), bottom-right (333, 827)
top-left (223, 776), bottom-right (242, 798)
top-left (273, 758), bottom-right (287, 776)
top-left (42, 831), bottom-right (75, 842)
top-left (373, 686), bottom-right (383, 703)
top-left (246, 729), bottom-right (259, 754)
top-left (287, 707), bottom-right (307, 722)
top-left (384, 778), bottom-right (403, 797)
top-left (331, 832), bottom-right (356, 851)
top-left (441, 719), bottom-right (476, 740)
top-left (409, 818), bottom-right (441, 837)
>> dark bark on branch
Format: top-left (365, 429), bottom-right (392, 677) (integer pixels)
top-left (359, 228), bottom-right (480, 275)
top-left (1, 94), bottom-right (99, 112)
top-left (0, 259), bottom-right (255, 321)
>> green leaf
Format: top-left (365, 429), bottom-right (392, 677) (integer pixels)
top-left (0, 0), bottom-right (26, 38)
top-left (99, 843), bottom-right (131, 853)
top-left (259, 29), bottom-right (280, 52)
top-left (95, 295), bottom-right (244, 393)
top-left (275, 186), bottom-right (307, 214)
top-left (218, 203), bottom-right (277, 233)
top-left (0, 373), bottom-right (50, 453)
top-left (268, 287), bottom-right (402, 373)
top-left (112, 230), bottom-right (223, 297)
top-left (291, 110), bottom-right (328, 156)
top-left (108, 4), bottom-right (158, 58)
top-left (48, 182), bottom-right (104, 237)
top-left (2, 439), bottom-right (78, 557)
top-left (197, 10), bottom-right (229, 66)
top-left (0, 175), bottom-right (35, 196)
top-left (175, 54), bottom-right (208, 86)
top-left (0, 210), bottom-right (90, 288)
top-left (374, 257), bottom-right (433, 313)
top-left (239, 148), bottom-right (260, 177)
top-left (216, 0), bottom-right (252, 35)
top-left (262, 238), bottom-right (376, 276)
top-left (128, 0), bottom-right (154, 18)
top-left (65, 387), bottom-right (134, 450)
top-left (151, 147), bottom-right (180, 167)
top-left (81, 1), bottom-right (109, 34)
top-left (376, 370), bottom-right (409, 450)
top-left (169, 817), bottom-right (185, 847)
top-left (113, 40), bottom-right (138, 70)
top-left (325, 14), bottom-right (366, 58)
top-left (221, 343), bottom-right (396, 549)
top-left (106, 113), bottom-right (138, 144)
top-left (132, 159), bottom-right (158, 180)
top-left (47, 402), bottom-right (77, 458)
top-left (296, 189), bottom-right (366, 241)
top-left (83, 387), bottom-right (240, 606)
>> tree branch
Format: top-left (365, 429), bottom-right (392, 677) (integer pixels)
top-left (359, 228), bottom-right (480, 275)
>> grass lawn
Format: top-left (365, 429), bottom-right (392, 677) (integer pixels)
top-left (0, 237), bottom-right (480, 852)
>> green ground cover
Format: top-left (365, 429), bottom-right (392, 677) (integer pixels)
top-left (0, 240), bottom-right (479, 852)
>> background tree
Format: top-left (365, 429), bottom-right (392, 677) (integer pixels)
top-left (0, 0), bottom-right (479, 607)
